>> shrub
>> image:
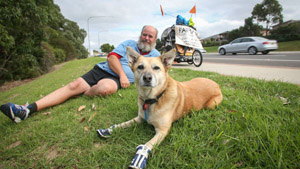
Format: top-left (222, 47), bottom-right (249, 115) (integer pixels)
top-left (54, 48), bottom-right (66, 63)
top-left (268, 23), bottom-right (300, 42)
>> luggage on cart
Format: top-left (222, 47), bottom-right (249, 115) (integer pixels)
top-left (161, 23), bottom-right (204, 67)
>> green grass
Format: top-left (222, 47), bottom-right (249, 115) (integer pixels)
top-left (204, 40), bottom-right (300, 53)
top-left (277, 40), bottom-right (300, 51)
top-left (204, 46), bottom-right (219, 53)
top-left (1, 57), bottom-right (300, 168)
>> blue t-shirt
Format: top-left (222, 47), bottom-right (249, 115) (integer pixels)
top-left (97, 40), bottom-right (160, 83)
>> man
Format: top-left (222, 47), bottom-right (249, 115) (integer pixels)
top-left (0, 25), bottom-right (160, 123)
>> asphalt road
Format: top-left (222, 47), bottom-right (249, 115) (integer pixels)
top-left (172, 51), bottom-right (300, 85)
top-left (203, 51), bottom-right (300, 68)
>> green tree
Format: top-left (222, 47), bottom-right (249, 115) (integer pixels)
top-left (226, 17), bottom-right (263, 42)
top-left (242, 17), bottom-right (263, 36)
top-left (61, 19), bottom-right (87, 59)
top-left (268, 23), bottom-right (300, 42)
top-left (155, 38), bottom-right (163, 52)
top-left (227, 28), bottom-right (242, 42)
top-left (0, 0), bottom-right (50, 82)
top-left (0, 0), bottom-right (87, 83)
top-left (251, 0), bottom-right (283, 36)
top-left (100, 43), bottom-right (115, 53)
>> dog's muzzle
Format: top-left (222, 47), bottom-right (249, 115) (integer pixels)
top-left (143, 73), bottom-right (152, 83)
top-left (141, 73), bottom-right (153, 87)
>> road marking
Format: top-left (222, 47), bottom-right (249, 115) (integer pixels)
top-left (205, 58), bottom-right (300, 62)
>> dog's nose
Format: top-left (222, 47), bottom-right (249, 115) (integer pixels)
top-left (143, 74), bottom-right (152, 83)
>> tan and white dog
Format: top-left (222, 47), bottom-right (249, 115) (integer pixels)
top-left (97, 47), bottom-right (222, 168)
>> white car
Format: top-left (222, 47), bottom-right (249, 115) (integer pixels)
top-left (218, 36), bottom-right (278, 55)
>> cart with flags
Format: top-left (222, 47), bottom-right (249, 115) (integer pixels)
top-left (160, 5), bottom-right (204, 67)
top-left (161, 21), bottom-right (204, 67)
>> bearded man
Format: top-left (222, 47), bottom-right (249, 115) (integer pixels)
top-left (0, 25), bottom-right (160, 123)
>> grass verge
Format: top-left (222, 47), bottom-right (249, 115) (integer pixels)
top-left (0, 57), bottom-right (299, 168)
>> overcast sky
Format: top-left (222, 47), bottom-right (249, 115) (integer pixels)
top-left (53, 0), bottom-right (300, 53)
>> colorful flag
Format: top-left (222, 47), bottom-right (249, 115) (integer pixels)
top-left (189, 5), bottom-right (196, 14)
top-left (160, 5), bottom-right (164, 16)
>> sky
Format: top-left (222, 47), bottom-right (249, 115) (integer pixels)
top-left (53, 0), bottom-right (300, 53)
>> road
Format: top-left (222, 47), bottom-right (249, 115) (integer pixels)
top-left (203, 52), bottom-right (300, 68)
top-left (172, 52), bottom-right (300, 85)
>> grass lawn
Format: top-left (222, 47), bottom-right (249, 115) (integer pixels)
top-left (277, 40), bottom-right (300, 51)
top-left (0, 57), bottom-right (300, 168)
top-left (204, 40), bottom-right (300, 53)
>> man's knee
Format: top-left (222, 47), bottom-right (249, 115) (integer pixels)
top-left (85, 79), bottom-right (118, 96)
top-left (98, 83), bottom-right (118, 96)
top-left (67, 78), bottom-right (89, 91)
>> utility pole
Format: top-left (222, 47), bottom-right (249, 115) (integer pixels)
top-left (87, 16), bottom-right (112, 56)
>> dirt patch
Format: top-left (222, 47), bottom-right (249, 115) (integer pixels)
top-left (0, 79), bottom-right (36, 92)
top-left (46, 147), bottom-right (59, 161)
top-left (0, 62), bottom-right (67, 92)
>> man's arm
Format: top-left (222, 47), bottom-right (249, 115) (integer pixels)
top-left (107, 54), bottom-right (130, 88)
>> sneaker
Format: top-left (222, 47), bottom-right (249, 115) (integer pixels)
top-left (0, 103), bottom-right (30, 123)
top-left (97, 124), bottom-right (117, 138)
top-left (97, 128), bottom-right (113, 138)
top-left (129, 145), bottom-right (151, 169)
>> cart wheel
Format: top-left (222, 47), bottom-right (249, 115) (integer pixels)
top-left (192, 50), bottom-right (203, 67)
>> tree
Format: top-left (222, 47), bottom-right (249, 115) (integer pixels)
top-left (251, 0), bottom-right (283, 36)
top-left (100, 43), bottom-right (115, 53)
top-left (0, 0), bottom-right (50, 82)
top-left (268, 23), bottom-right (300, 42)
top-left (60, 19), bottom-right (88, 59)
top-left (155, 38), bottom-right (163, 52)
top-left (227, 28), bottom-right (242, 42)
top-left (0, 0), bottom-right (88, 83)
top-left (226, 17), bottom-right (263, 42)
top-left (242, 17), bottom-right (263, 36)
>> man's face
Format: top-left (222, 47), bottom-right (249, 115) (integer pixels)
top-left (140, 27), bottom-right (156, 45)
top-left (138, 26), bottom-right (157, 52)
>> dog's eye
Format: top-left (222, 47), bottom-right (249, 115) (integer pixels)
top-left (137, 65), bottom-right (144, 70)
top-left (153, 66), bottom-right (160, 70)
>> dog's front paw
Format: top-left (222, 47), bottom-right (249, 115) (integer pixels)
top-left (97, 124), bottom-right (117, 138)
top-left (129, 145), bottom-right (151, 169)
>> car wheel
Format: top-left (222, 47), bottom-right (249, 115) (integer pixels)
top-left (262, 51), bottom-right (269, 55)
top-left (232, 53), bottom-right (237, 55)
top-left (219, 48), bottom-right (226, 55)
top-left (248, 47), bottom-right (257, 55)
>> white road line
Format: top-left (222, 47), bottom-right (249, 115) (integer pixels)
top-left (205, 58), bottom-right (300, 62)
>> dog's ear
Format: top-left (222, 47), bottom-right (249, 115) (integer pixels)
top-left (160, 49), bottom-right (176, 69)
top-left (126, 47), bottom-right (141, 68)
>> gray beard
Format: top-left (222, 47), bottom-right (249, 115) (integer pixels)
top-left (138, 39), bottom-right (156, 53)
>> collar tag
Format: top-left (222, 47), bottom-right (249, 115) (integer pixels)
top-left (143, 103), bottom-right (148, 121)
top-left (143, 103), bottom-right (148, 110)
top-left (140, 90), bottom-right (166, 121)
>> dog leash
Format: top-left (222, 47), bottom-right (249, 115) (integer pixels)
top-left (141, 90), bottom-right (166, 121)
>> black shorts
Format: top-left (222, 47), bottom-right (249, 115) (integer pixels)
top-left (81, 65), bottom-right (121, 89)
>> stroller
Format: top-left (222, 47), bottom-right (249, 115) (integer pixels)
top-left (161, 24), bottom-right (203, 67)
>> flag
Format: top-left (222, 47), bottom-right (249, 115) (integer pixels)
top-left (189, 5), bottom-right (196, 14)
top-left (160, 5), bottom-right (164, 16)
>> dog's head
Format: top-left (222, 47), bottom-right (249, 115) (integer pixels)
top-left (126, 47), bottom-right (176, 88)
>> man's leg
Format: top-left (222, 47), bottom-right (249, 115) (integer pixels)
top-left (35, 77), bottom-right (91, 111)
top-left (0, 77), bottom-right (91, 122)
top-left (84, 79), bottom-right (118, 96)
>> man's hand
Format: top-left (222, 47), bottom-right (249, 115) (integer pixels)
top-left (107, 54), bottom-right (130, 88)
top-left (120, 74), bottom-right (130, 88)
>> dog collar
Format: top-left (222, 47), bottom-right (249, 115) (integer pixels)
top-left (140, 90), bottom-right (166, 121)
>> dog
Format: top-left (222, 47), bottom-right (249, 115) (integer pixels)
top-left (97, 47), bottom-right (223, 168)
